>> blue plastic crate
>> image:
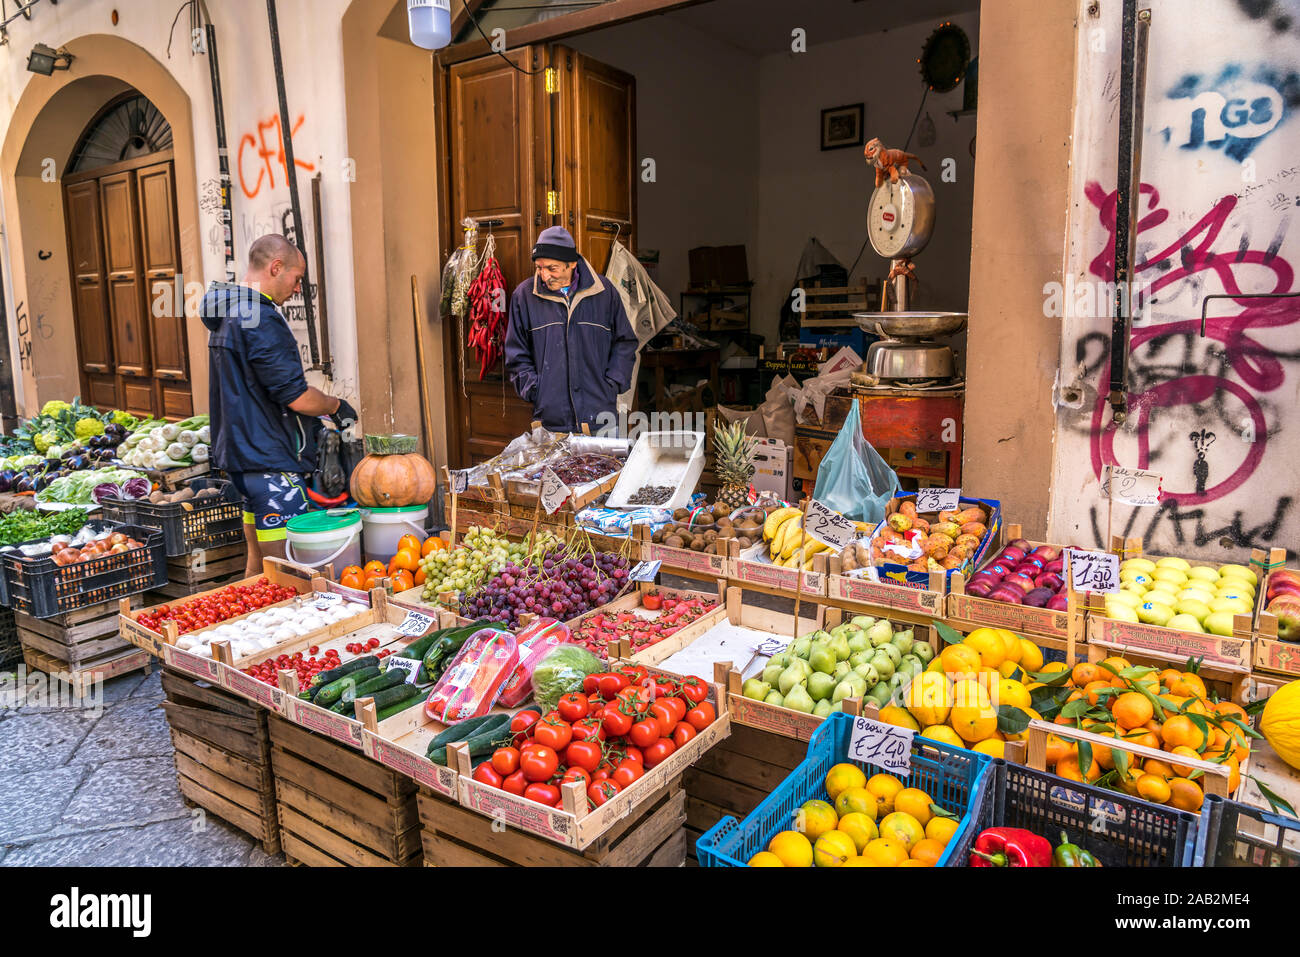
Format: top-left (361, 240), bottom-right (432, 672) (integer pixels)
top-left (1194, 793), bottom-right (1300, 867)
top-left (963, 760), bottom-right (1198, 867)
top-left (696, 712), bottom-right (994, 867)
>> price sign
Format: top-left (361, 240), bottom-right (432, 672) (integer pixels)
top-left (803, 499), bottom-right (858, 551)
top-left (754, 637), bottom-right (788, 657)
top-left (848, 716), bottom-right (915, 776)
top-left (310, 592), bottom-right (343, 607)
top-left (628, 560), bottom-right (661, 583)
top-left (384, 656), bottom-right (423, 685)
top-left (1101, 465), bottom-right (1162, 507)
top-left (1064, 548), bottom-right (1120, 593)
top-left (396, 609), bottom-right (436, 636)
top-left (914, 488), bottom-right (961, 512)
top-left (449, 469), bottom-right (470, 494)
top-left (539, 466), bottom-right (571, 515)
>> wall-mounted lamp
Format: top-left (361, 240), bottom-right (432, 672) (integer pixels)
top-left (26, 42), bottom-right (74, 75)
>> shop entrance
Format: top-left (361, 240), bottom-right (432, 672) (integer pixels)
top-left (61, 93), bottom-right (192, 420)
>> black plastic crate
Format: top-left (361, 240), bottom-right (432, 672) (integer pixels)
top-left (1195, 793), bottom-right (1300, 867)
top-left (965, 760), bottom-right (1198, 867)
top-left (2, 523), bottom-right (166, 619)
top-left (105, 479), bottom-right (243, 558)
top-left (0, 606), bottom-right (19, 669)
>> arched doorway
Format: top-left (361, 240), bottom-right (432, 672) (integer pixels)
top-left (61, 90), bottom-right (192, 418)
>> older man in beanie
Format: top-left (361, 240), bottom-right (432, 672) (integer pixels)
top-left (504, 226), bottom-right (638, 434)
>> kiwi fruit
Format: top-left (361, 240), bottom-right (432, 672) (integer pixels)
top-left (703, 530), bottom-right (718, 543)
top-left (716, 527), bottom-right (736, 540)
top-left (711, 502), bottom-right (730, 520)
top-left (737, 536), bottom-right (753, 549)
top-left (736, 519), bottom-right (762, 538)
top-left (664, 535), bottom-right (685, 549)
top-left (716, 516), bottom-right (733, 528)
top-left (673, 508), bottom-right (692, 521)
top-left (652, 528), bottom-right (665, 543)
top-left (689, 538), bottom-right (707, 552)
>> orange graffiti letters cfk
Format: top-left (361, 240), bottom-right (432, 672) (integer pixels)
top-left (237, 113), bottom-right (315, 199)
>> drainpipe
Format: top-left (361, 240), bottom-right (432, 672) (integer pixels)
top-left (199, 2), bottom-right (236, 282)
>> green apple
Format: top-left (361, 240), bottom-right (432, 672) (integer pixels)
top-left (1167, 613), bottom-right (1206, 633)
top-left (1143, 589), bottom-right (1177, 608)
top-left (1120, 569), bottom-right (1153, 587)
top-left (1177, 588), bottom-right (1217, 606)
top-left (1155, 556), bottom-right (1192, 572)
top-left (1209, 596), bottom-right (1251, 616)
top-left (1106, 602), bottom-right (1141, 623)
top-left (1174, 598), bottom-right (1212, 623)
top-left (1109, 589), bottom-right (1143, 608)
top-left (1186, 565), bottom-right (1221, 584)
top-left (1203, 611), bottom-right (1236, 637)
top-left (1122, 557), bottom-right (1157, 573)
top-left (1136, 602), bottom-right (1173, 626)
top-left (1153, 567), bottom-right (1189, 587)
top-left (1217, 563), bottom-right (1258, 586)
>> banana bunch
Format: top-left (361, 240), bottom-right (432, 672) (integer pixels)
top-left (761, 506), bottom-right (825, 570)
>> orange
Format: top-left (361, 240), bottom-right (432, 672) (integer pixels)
top-left (1160, 714), bottom-right (1207, 751)
top-left (824, 763), bottom-right (868, 802)
top-left (1167, 672), bottom-right (1207, 698)
top-left (925, 816), bottom-right (960, 846)
top-left (1167, 777), bottom-right (1204, 812)
top-left (390, 569), bottom-right (415, 592)
top-left (1056, 754), bottom-right (1101, 783)
top-left (1213, 700), bottom-right (1248, 723)
top-left (893, 788), bottom-right (934, 826)
top-left (861, 838), bottom-right (909, 867)
top-left (1143, 758), bottom-right (1176, 780)
top-left (340, 564), bottom-right (364, 581)
top-left (389, 548), bottom-right (421, 574)
top-left (910, 838), bottom-right (945, 866)
top-left (421, 537), bottom-right (447, 556)
top-left (1167, 745), bottom-right (1202, 777)
top-left (397, 534), bottom-right (422, 554)
top-left (1071, 661), bottom-right (1102, 687)
top-left (1045, 733), bottom-right (1075, 766)
top-left (939, 643), bottom-right (982, 679)
top-left (950, 705), bottom-right (997, 743)
top-left (1185, 697), bottom-right (1214, 717)
top-left (1135, 772), bottom-right (1172, 804)
top-left (1224, 755), bottom-right (1241, 793)
top-left (1112, 691), bottom-right (1154, 730)
top-left (414, 567), bottom-right (427, 586)
top-left (363, 574), bottom-right (385, 590)
top-left (1158, 668), bottom-right (1183, 691)
top-left (1122, 729), bottom-right (1161, 752)
top-left (1099, 655), bottom-right (1132, 674)
top-left (340, 572), bottom-right (364, 590)
top-left (363, 560), bottom-right (387, 578)
top-left (1083, 680), bottom-right (1112, 706)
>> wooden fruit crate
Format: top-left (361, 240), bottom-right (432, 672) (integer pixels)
top-left (268, 714), bottom-right (421, 866)
top-left (825, 554), bottom-right (947, 622)
top-left (727, 540), bottom-right (828, 599)
top-left (417, 780), bottom-right (688, 867)
top-left (1249, 549), bottom-right (1298, 678)
top-left (18, 600), bottom-right (151, 699)
top-left (632, 524), bottom-right (728, 582)
top-left (160, 667), bottom-right (280, 855)
top-left (149, 542), bottom-right (249, 600)
top-left (569, 578), bottom-right (727, 665)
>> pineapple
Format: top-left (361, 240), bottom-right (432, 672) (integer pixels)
top-left (713, 420), bottom-right (756, 509)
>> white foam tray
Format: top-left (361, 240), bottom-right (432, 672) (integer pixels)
top-left (604, 431), bottom-right (705, 511)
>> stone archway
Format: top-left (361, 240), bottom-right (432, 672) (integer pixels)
top-left (1, 34), bottom-right (206, 418)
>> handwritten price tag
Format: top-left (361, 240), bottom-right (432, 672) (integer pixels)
top-left (628, 560), bottom-right (661, 583)
top-left (914, 488), bottom-right (961, 512)
top-left (396, 610), bottom-right (436, 636)
top-left (310, 592), bottom-right (343, 607)
top-left (848, 716), bottom-right (915, 776)
top-left (539, 466), bottom-right (571, 515)
top-left (1101, 465), bottom-right (1162, 507)
top-left (1064, 548), bottom-right (1120, 593)
top-left (803, 499), bottom-right (857, 551)
top-left (449, 469), bottom-right (470, 495)
top-left (384, 656), bottom-right (424, 685)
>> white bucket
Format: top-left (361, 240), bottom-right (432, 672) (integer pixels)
top-left (360, 505), bottom-right (430, 563)
top-left (285, 509), bottom-right (363, 574)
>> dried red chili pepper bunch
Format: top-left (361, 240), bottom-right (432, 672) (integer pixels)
top-left (466, 253), bottom-right (506, 378)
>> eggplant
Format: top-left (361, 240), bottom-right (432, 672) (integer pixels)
top-left (0, 469), bottom-right (14, 493)
top-left (66, 455), bottom-right (88, 471)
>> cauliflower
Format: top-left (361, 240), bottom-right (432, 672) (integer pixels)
top-left (74, 417), bottom-right (105, 440)
top-left (33, 430), bottom-right (59, 454)
top-left (40, 400), bottom-right (72, 418)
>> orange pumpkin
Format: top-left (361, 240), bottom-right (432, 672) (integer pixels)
top-left (349, 452), bottom-right (437, 507)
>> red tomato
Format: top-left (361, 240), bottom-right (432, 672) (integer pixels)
top-left (582, 674), bottom-right (601, 694)
top-left (557, 692), bottom-right (590, 723)
top-left (601, 704), bottom-right (634, 738)
top-left (570, 716), bottom-right (605, 743)
top-left (629, 716), bottom-right (661, 748)
top-left (587, 779), bottom-right (621, 807)
top-left (649, 700), bottom-right (676, 732)
top-left (524, 782), bottom-right (560, 805)
top-left (510, 709), bottom-right (541, 738)
top-left (621, 745), bottom-right (644, 766)
top-left (678, 677), bottom-right (709, 705)
top-left (596, 673), bottom-right (630, 698)
top-left (612, 759), bottom-right (644, 789)
top-left (563, 739), bottom-right (603, 773)
top-left (643, 737), bottom-right (677, 767)
top-left (672, 722), bottom-right (697, 748)
top-left (472, 763), bottom-right (503, 788)
top-left (533, 715), bottom-right (573, 751)
top-left (519, 745), bottom-right (559, 782)
top-left (502, 770), bottom-right (528, 796)
top-left (491, 747), bottom-right (520, 777)
top-left (617, 663), bottom-right (649, 685)
top-left (686, 701), bottom-right (717, 731)
top-left (561, 766), bottom-right (592, 790)
top-left (591, 768), bottom-right (611, 782)
top-left (617, 686), bottom-right (652, 716)
top-left (661, 696), bottom-right (688, 725)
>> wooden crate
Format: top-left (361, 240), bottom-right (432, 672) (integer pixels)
top-left (728, 540), bottom-right (828, 599)
top-left (18, 600), bottom-right (151, 698)
top-left (160, 667), bottom-right (279, 855)
top-left (149, 542), bottom-right (249, 600)
top-left (825, 554), bottom-right (947, 623)
top-left (268, 714), bottom-right (422, 866)
top-left (418, 780), bottom-right (688, 867)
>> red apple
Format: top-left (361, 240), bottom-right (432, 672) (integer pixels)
top-left (989, 584), bottom-right (1025, 604)
top-left (1031, 545), bottom-right (1061, 562)
top-left (1268, 580), bottom-right (1300, 603)
top-left (1008, 539), bottom-right (1032, 552)
top-left (1035, 571), bottom-right (1064, 592)
top-left (1005, 574), bottom-right (1036, 594)
top-left (1046, 592), bottom-right (1070, 611)
top-left (966, 580), bottom-right (994, 598)
top-left (1023, 587), bottom-right (1054, 608)
top-left (1267, 570), bottom-right (1300, 601)
top-left (987, 563), bottom-right (1014, 579)
top-left (999, 546), bottom-right (1027, 565)
top-left (1015, 558), bottom-right (1045, 574)
top-left (1266, 595), bottom-right (1300, 642)
top-left (1044, 558), bottom-right (1065, 575)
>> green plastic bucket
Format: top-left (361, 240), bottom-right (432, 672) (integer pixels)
top-left (285, 509), bottom-right (362, 573)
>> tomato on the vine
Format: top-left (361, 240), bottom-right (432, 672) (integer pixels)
top-left (491, 747), bottom-right (520, 777)
top-left (686, 701), bottom-right (716, 731)
top-left (588, 779), bottom-right (621, 807)
top-left (629, 716), bottom-right (661, 748)
top-left (612, 759), bottom-right (644, 789)
top-left (617, 664), bottom-right (649, 685)
top-left (643, 737), bottom-right (676, 767)
top-left (501, 770), bottom-right (528, 795)
top-left (649, 700), bottom-right (677, 733)
top-left (533, 715), bottom-right (573, 751)
top-left (672, 722), bottom-right (697, 748)
top-left (557, 692), bottom-right (590, 722)
top-left (561, 766), bottom-right (592, 790)
top-left (519, 745), bottom-right (559, 782)
top-left (582, 674), bottom-right (601, 694)
top-left (563, 739), bottom-right (603, 773)
top-left (510, 709), bottom-right (541, 738)
top-left (617, 686), bottom-right (652, 716)
top-left (472, 763), bottom-right (503, 788)
top-left (596, 673), bottom-right (630, 698)
top-left (524, 782), bottom-right (560, 805)
top-left (661, 696), bottom-right (688, 725)
top-left (571, 716), bottom-right (605, 743)
top-left (601, 704), bottom-right (634, 737)
top-left (591, 768), bottom-right (611, 782)
top-left (678, 677), bottom-right (709, 705)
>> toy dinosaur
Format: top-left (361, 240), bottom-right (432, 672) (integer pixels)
top-left (864, 138), bottom-right (927, 188)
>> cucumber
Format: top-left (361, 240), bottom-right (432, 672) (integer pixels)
top-left (422, 620), bottom-right (502, 676)
top-left (401, 627), bottom-right (448, 662)
top-left (428, 717), bottom-right (514, 766)
top-left (309, 655), bottom-right (379, 692)
top-left (313, 666), bottom-right (382, 708)
top-left (328, 669), bottom-right (406, 713)
top-left (376, 688), bottom-right (427, 721)
top-left (369, 684), bottom-right (421, 710)
top-left (426, 712), bottom-right (511, 759)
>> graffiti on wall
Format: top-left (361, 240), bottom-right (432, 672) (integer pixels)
top-left (1156, 65), bottom-right (1297, 160)
top-left (237, 112), bottom-right (315, 200)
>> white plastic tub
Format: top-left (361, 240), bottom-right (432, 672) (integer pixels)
top-left (604, 431), bottom-right (705, 511)
top-left (360, 505), bottom-right (430, 563)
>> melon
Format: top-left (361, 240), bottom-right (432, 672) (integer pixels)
top-left (1260, 680), bottom-right (1300, 771)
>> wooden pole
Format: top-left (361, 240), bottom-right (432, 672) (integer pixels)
top-left (792, 500), bottom-right (812, 640)
top-left (443, 466), bottom-right (459, 543)
top-left (411, 276), bottom-right (438, 466)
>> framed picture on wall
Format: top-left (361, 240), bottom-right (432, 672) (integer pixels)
top-left (821, 104), bottom-right (864, 151)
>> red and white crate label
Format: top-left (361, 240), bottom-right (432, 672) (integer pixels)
top-left (804, 500), bottom-right (858, 551)
top-left (648, 545), bottom-right (725, 574)
top-left (396, 610), bottom-right (436, 637)
top-left (914, 488), bottom-right (961, 512)
top-left (1257, 640), bottom-right (1300, 676)
top-left (539, 466), bottom-right (571, 515)
top-left (461, 781), bottom-right (577, 846)
top-left (736, 560), bottom-right (823, 594)
top-left (162, 645), bottom-right (221, 680)
top-left (849, 716), bottom-right (915, 776)
top-left (1101, 465), bottom-right (1163, 507)
top-left (1096, 619), bottom-right (1248, 670)
top-left (366, 737), bottom-right (456, 796)
top-left (730, 696), bottom-right (823, 740)
top-left (833, 576), bottom-right (938, 611)
top-left (222, 668), bottom-right (284, 711)
top-left (1065, 548), bottom-right (1120, 593)
top-left (949, 594), bottom-right (1067, 636)
top-left (286, 698), bottom-right (364, 747)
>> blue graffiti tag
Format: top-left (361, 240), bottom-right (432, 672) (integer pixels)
top-left (1158, 65), bottom-right (1297, 159)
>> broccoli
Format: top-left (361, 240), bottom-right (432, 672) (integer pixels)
top-left (74, 418), bottom-right (105, 440)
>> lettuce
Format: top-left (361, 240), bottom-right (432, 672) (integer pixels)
top-left (530, 645), bottom-right (604, 712)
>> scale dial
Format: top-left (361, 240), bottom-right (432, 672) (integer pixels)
top-left (867, 174), bottom-right (936, 259)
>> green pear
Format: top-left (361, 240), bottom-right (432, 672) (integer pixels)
top-left (867, 682), bottom-right (893, 706)
top-left (833, 672), bottom-right (868, 703)
top-left (807, 629), bottom-right (833, 644)
top-left (807, 671), bottom-right (837, 702)
top-left (768, 651), bottom-right (792, 670)
top-left (853, 662), bottom-right (880, 687)
top-left (847, 632), bottom-right (871, 654)
top-left (851, 615), bottom-right (877, 630)
top-left (779, 661), bottom-right (811, 695)
top-left (814, 698), bottom-right (834, 719)
top-left (880, 643), bottom-right (903, 667)
top-left (870, 651), bottom-right (895, 681)
top-left (892, 629), bottom-right (915, 655)
top-left (742, 678), bottom-right (773, 701)
top-left (785, 681), bottom-right (815, 714)
top-left (849, 649), bottom-right (874, 668)
top-left (913, 641), bottom-right (936, 664)
top-left (833, 661), bottom-right (851, 682)
top-left (829, 623), bottom-right (858, 642)
top-left (867, 620), bottom-right (895, 647)
top-left (830, 700), bottom-right (846, 712)
top-left (829, 633), bottom-right (852, 661)
top-left (791, 636), bottom-right (813, 659)
top-left (896, 658), bottom-right (923, 681)
top-left (888, 672), bottom-right (907, 691)
top-left (809, 643), bottom-right (838, 675)
top-left (764, 690), bottom-right (785, 707)
top-left (761, 662), bottom-right (785, 686)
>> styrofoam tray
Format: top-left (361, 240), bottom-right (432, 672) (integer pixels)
top-left (653, 622), bottom-right (789, 683)
top-left (604, 431), bottom-right (704, 511)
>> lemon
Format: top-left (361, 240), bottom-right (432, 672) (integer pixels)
top-left (921, 724), bottom-right (965, 748)
top-left (834, 786), bottom-right (877, 820)
top-left (861, 837), bottom-right (909, 866)
top-left (767, 830), bottom-right (813, 867)
top-left (879, 811), bottom-right (925, 850)
top-left (794, 799), bottom-right (839, 840)
top-left (865, 773), bottom-right (905, 816)
top-left (963, 628), bottom-right (1006, 668)
top-left (747, 851), bottom-right (785, 866)
top-left (997, 629), bottom-right (1023, 663)
top-left (824, 762), bottom-right (867, 802)
top-left (997, 677), bottom-right (1032, 710)
top-left (1018, 638), bottom-right (1044, 673)
top-left (903, 671), bottom-right (953, 726)
top-left (813, 829), bottom-right (858, 867)
top-left (836, 812), bottom-right (879, 852)
top-left (973, 739), bottom-right (1005, 758)
top-left (926, 816), bottom-right (960, 846)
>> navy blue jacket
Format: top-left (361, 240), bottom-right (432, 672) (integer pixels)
top-left (504, 258), bottom-right (638, 433)
top-left (200, 282), bottom-right (317, 474)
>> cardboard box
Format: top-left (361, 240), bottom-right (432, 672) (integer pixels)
top-left (751, 438), bottom-right (793, 501)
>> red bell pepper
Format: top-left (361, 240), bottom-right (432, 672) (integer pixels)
top-left (968, 827), bottom-right (1053, 867)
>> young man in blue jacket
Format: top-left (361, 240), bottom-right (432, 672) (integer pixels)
top-left (200, 234), bottom-right (356, 576)
top-left (504, 226), bottom-right (638, 434)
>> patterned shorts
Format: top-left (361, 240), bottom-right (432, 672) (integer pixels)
top-left (230, 471), bottom-right (311, 542)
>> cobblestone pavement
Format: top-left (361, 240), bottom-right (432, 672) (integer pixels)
top-left (1, 664), bottom-right (286, 867)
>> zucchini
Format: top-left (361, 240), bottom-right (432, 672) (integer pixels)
top-left (308, 655), bottom-right (379, 691)
top-left (426, 712), bottom-right (511, 758)
top-left (328, 669), bottom-right (406, 713)
top-left (376, 688), bottom-right (427, 721)
top-left (369, 684), bottom-right (421, 710)
top-left (428, 717), bottom-right (514, 766)
top-left (402, 625), bottom-right (455, 663)
top-left (313, 666), bottom-right (382, 708)
top-left (422, 619), bottom-right (501, 675)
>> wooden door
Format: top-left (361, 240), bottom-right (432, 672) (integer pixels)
top-left (63, 180), bottom-right (118, 408)
top-left (136, 161), bottom-right (193, 417)
top-left (559, 49), bottom-right (636, 275)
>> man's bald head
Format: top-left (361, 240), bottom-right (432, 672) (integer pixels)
top-left (244, 234), bottom-right (306, 306)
